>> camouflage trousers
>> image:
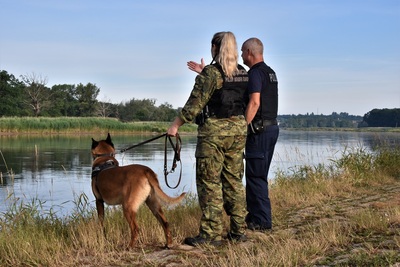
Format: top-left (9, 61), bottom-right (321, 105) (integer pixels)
top-left (195, 135), bottom-right (247, 241)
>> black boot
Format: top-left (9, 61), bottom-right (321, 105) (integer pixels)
top-left (226, 232), bottom-right (248, 242)
top-left (184, 235), bottom-right (222, 247)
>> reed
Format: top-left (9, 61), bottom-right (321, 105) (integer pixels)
top-left (0, 150), bottom-right (14, 184)
top-left (0, 117), bottom-right (197, 134)
top-left (0, 147), bottom-right (399, 266)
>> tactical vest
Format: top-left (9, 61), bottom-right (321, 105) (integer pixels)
top-left (207, 64), bottom-right (248, 118)
top-left (253, 63), bottom-right (278, 121)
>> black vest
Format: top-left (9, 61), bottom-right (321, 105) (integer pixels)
top-left (253, 63), bottom-right (278, 121)
top-left (207, 64), bottom-right (248, 118)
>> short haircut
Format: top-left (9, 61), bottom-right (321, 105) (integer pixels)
top-left (243, 37), bottom-right (264, 56)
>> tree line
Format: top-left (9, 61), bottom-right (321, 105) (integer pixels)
top-left (277, 110), bottom-right (400, 128)
top-left (0, 70), bottom-right (179, 122)
top-left (279, 112), bottom-right (363, 128)
top-left (362, 108), bottom-right (400, 127)
top-left (1, 70), bottom-right (398, 127)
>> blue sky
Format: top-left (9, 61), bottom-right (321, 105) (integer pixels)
top-left (1, 0), bottom-right (399, 116)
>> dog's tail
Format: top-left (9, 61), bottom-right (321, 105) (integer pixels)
top-left (146, 168), bottom-right (186, 204)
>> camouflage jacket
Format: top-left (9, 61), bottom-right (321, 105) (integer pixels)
top-left (179, 65), bottom-right (247, 137)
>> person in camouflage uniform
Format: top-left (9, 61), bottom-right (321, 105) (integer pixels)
top-left (167, 31), bottom-right (248, 246)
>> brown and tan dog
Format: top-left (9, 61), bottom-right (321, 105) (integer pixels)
top-left (91, 133), bottom-right (186, 248)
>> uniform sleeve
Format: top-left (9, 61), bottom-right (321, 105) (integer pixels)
top-left (179, 65), bottom-right (222, 123)
top-left (248, 68), bottom-right (263, 94)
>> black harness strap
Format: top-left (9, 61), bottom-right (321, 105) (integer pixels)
top-left (92, 160), bottom-right (117, 180)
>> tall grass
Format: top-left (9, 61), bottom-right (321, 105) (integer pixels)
top-left (0, 150), bottom-right (14, 185)
top-left (0, 147), bottom-right (399, 266)
top-left (0, 117), bottom-right (197, 134)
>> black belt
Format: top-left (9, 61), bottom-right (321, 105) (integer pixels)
top-left (263, 119), bottom-right (278, 126)
top-left (249, 118), bottom-right (278, 134)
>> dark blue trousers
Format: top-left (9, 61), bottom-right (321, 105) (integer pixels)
top-left (245, 125), bottom-right (279, 229)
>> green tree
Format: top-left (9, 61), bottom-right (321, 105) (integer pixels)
top-left (73, 83), bottom-right (100, 116)
top-left (363, 108), bottom-right (400, 127)
top-left (153, 102), bottom-right (178, 121)
top-left (0, 70), bottom-right (27, 116)
top-left (118, 98), bottom-right (157, 121)
top-left (49, 84), bottom-right (77, 116)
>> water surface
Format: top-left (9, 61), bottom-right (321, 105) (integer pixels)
top-left (0, 131), bottom-right (398, 217)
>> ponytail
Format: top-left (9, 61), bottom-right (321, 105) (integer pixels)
top-left (212, 32), bottom-right (239, 78)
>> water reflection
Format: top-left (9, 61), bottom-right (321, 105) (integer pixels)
top-left (0, 131), bottom-right (399, 217)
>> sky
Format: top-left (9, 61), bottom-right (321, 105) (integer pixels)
top-left (1, 0), bottom-right (399, 116)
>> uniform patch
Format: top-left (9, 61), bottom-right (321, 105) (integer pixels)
top-left (269, 73), bottom-right (278, 83)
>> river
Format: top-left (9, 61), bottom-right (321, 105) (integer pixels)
top-left (0, 130), bottom-right (399, 217)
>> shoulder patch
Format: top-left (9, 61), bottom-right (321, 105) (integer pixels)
top-left (269, 73), bottom-right (278, 83)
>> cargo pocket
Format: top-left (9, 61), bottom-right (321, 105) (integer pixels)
top-left (195, 137), bottom-right (208, 158)
top-left (245, 151), bottom-right (266, 179)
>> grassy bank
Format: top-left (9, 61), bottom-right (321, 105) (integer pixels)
top-left (0, 147), bottom-right (399, 266)
top-left (284, 126), bottom-right (400, 132)
top-left (1, 117), bottom-right (399, 135)
top-left (0, 117), bottom-right (197, 134)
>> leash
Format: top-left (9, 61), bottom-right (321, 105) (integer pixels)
top-left (163, 134), bottom-right (182, 189)
top-left (119, 133), bottom-right (182, 189)
top-left (119, 133), bottom-right (167, 153)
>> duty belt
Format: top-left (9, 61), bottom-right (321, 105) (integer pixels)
top-left (249, 118), bottom-right (278, 134)
top-left (263, 119), bottom-right (278, 126)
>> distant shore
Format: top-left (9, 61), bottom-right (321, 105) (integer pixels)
top-left (0, 117), bottom-right (399, 135)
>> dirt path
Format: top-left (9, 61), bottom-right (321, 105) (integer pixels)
top-left (112, 182), bottom-right (400, 266)
top-left (279, 183), bottom-right (400, 266)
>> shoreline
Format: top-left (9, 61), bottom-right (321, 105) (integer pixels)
top-left (1, 117), bottom-right (399, 136)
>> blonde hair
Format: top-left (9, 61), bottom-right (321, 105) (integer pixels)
top-left (212, 32), bottom-right (238, 78)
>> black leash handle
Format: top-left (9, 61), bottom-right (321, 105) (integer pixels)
top-left (163, 133), bottom-right (182, 189)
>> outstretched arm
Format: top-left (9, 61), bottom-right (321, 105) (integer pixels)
top-left (187, 58), bottom-right (205, 74)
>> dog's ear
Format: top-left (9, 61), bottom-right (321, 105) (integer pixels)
top-left (91, 138), bottom-right (99, 149)
top-left (106, 133), bottom-right (114, 147)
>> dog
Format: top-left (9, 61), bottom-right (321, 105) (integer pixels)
top-left (91, 133), bottom-right (186, 248)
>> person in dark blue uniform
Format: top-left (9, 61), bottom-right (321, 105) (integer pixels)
top-left (241, 37), bottom-right (279, 231)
